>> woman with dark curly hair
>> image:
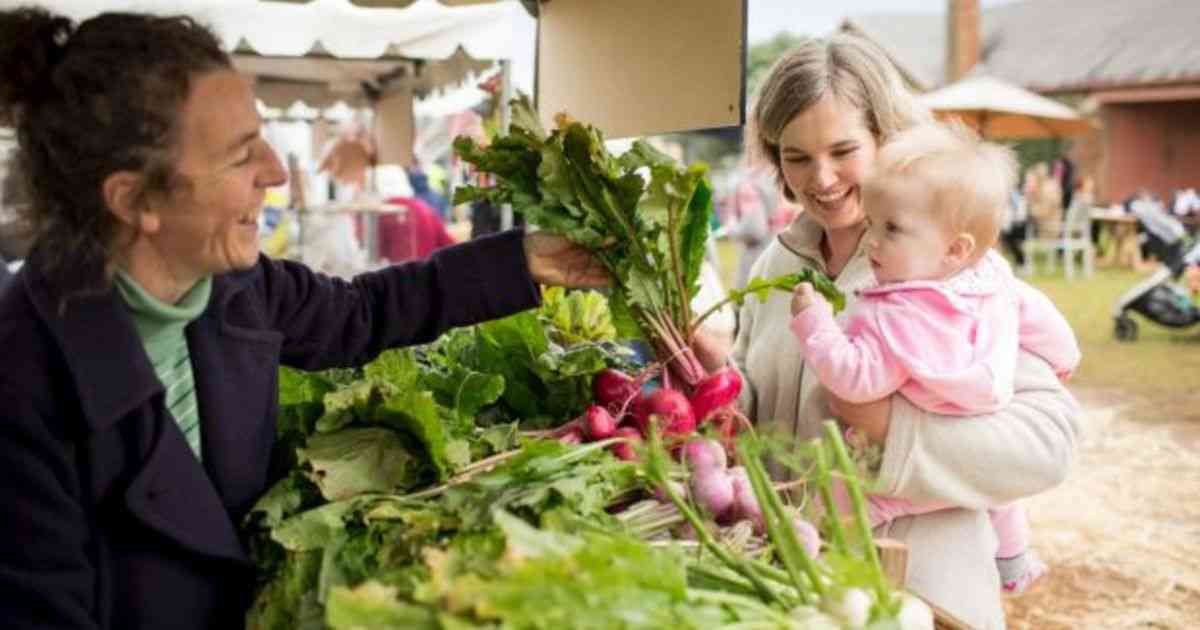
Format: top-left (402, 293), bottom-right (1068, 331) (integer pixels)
top-left (0, 8), bottom-right (604, 629)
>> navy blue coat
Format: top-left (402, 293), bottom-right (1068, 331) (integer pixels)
top-left (0, 230), bottom-right (539, 629)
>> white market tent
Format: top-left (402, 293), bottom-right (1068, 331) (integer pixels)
top-left (48, 0), bottom-right (529, 166)
top-left (53, 0), bottom-right (522, 61)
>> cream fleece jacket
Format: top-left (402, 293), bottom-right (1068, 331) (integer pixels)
top-left (732, 213), bottom-right (1082, 629)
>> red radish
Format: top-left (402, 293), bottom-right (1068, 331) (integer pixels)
top-left (558, 428), bottom-right (582, 445)
top-left (592, 368), bottom-right (639, 408)
top-left (690, 468), bottom-right (735, 519)
top-left (632, 387), bottom-right (696, 437)
top-left (584, 405), bottom-right (618, 440)
top-left (727, 466), bottom-right (763, 530)
top-left (792, 516), bottom-right (822, 558)
top-left (682, 438), bottom-right (727, 473)
top-left (609, 426), bottom-right (642, 461)
top-left (689, 366), bottom-right (743, 422)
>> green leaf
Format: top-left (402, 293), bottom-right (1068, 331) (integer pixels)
top-left (317, 380), bottom-right (388, 434)
top-left (363, 349), bottom-right (420, 391)
top-left (245, 470), bottom-right (317, 531)
top-left (271, 500), bottom-right (360, 552)
top-left (420, 366), bottom-right (505, 423)
top-left (607, 289), bottom-right (644, 341)
top-left (425, 510), bottom-right (717, 629)
top-left (279, 367), bottom-right (336, 409)
top-left (376, 391), bottom-right (454, 479)
top-left (478, 422), bottom-right (520, 455)
top-left (680, 174), bottom-right (715, 294)
top-left (299, 428), bottom-right (424, 501)
top-left (245, 549), bottom-right (325, 630)
top-left (508, 94), bottom-right (546, 139)
top-left (739, 269), bottom-right (845, 313)
top-left (325, 582), bottom-right (438, 630)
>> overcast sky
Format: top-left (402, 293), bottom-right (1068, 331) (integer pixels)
top-left (746, 0), bottom-right (1021, 43)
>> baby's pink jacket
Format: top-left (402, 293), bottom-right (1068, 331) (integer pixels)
top-left (793, 251), bottom-right (1080, 527)
top-left (790, 251), bottom-right (1079, 415)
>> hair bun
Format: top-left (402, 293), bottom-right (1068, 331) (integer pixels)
top-left (0, 8), bottom-right (76, 123)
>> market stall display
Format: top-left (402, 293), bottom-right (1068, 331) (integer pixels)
top-left (244, 102), bottom-right (940, 630)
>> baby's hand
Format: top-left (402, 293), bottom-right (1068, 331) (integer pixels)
top-left (791, 282), bottom-right (817, 315)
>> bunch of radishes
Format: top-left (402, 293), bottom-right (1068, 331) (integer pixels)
top-left (556, 365), bottom-right (746, 461)
top-left (679, 438), bottom-right (821, 557)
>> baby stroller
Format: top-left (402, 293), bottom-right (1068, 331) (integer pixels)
top-left (1112, 204), bottom-right (1200, 341)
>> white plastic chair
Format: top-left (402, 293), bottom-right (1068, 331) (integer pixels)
top-left (1022, 200), bottom-right (1095, 279)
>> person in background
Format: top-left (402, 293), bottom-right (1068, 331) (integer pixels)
top-left (789, 121), bottom-right (1079, 596)
top-left (689, 33), bottom-right (1079, 628)
top-left (1027, 162), bottom-right (1063, 239)
top-left (378, 193), bottom-right (457, 262)
top-left (723, 177), bottom-right (771, 288)
top-left (0, 9), bottom-right (605, 629)
top-left (1054, 154), bottom-right (1075, 213)
top-left (406, 163), bottom-right (449, 220)
top-left (1171, 186), bottom-right (1200, 218)
top-left (1001, 187), bottom-right (1029, 265)
top-left (317, 120), bottom-right (374, 197)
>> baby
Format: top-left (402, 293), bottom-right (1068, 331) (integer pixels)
top-left (790, 122), bottom-right (1080, 595)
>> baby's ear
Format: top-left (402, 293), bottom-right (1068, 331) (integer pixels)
top-left (946, 232), bottom-right (977, 266)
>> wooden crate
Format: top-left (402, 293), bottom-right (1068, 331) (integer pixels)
top-left (876, 538), bottom-right (975, 630)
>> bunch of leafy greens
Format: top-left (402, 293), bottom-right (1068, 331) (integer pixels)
top-left (248, 426), bottom-right (902, 630)
top-left (245, 440), bottom-right (645, 630)
top-left (454, 98), bottom-right (716, 386)
top-left (418, 287), bottom-right (636, 429)
top-left (323, 511), bottom-right (801, 630)
top-left (454, 97), bottom-right (842, 388)
top-left (245, 290), bottom-right (641, 627)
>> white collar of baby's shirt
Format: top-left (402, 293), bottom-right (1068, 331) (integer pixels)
top-left (858, 250), bottom-right (1013, 312)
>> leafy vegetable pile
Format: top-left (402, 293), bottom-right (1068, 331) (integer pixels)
top-left (244, 291), bottom-right (930, 629)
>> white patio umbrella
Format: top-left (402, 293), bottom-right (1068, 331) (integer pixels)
top-left (919, 74), bottom-right (1093, 139)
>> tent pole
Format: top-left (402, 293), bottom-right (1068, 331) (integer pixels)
top-left (499, 58), bottom-right (514, 231)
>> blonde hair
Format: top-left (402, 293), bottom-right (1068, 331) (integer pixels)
top-left (868, 121), bottom-right (1017, 256)
top-left (747, 33), bottom-right (932, 201)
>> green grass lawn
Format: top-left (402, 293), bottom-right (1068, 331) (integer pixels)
top-left (1023, 264), bottom-right (1200, 424)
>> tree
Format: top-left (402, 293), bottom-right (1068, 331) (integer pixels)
top-left (747, 32), bottom-right (808, 100)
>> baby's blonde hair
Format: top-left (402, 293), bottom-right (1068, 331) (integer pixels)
top-left (868, 121), bottom-right (1017, 257)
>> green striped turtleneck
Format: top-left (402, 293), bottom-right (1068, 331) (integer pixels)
top-left (113, 270), bottom-right (213, 460)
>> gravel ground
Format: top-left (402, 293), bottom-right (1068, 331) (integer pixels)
top-left (1003, 386), bottom-right (1200, 629)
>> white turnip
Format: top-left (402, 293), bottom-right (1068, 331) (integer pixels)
top-left (726, 466), bottom-right (763, 530)
top-left (689, 468), bottom-right (734, 519)
top-left (824, 587), bottom-right (872, 629)
top-left (681, 438), bottom-right (727, 474)
top-left (896, 594), bottom-right (934, 630)
top-left (791, 516), bottom-right (822, 559)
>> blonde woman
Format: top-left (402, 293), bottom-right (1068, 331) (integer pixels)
top-left (694, 33), bottom-right (1080, 628)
